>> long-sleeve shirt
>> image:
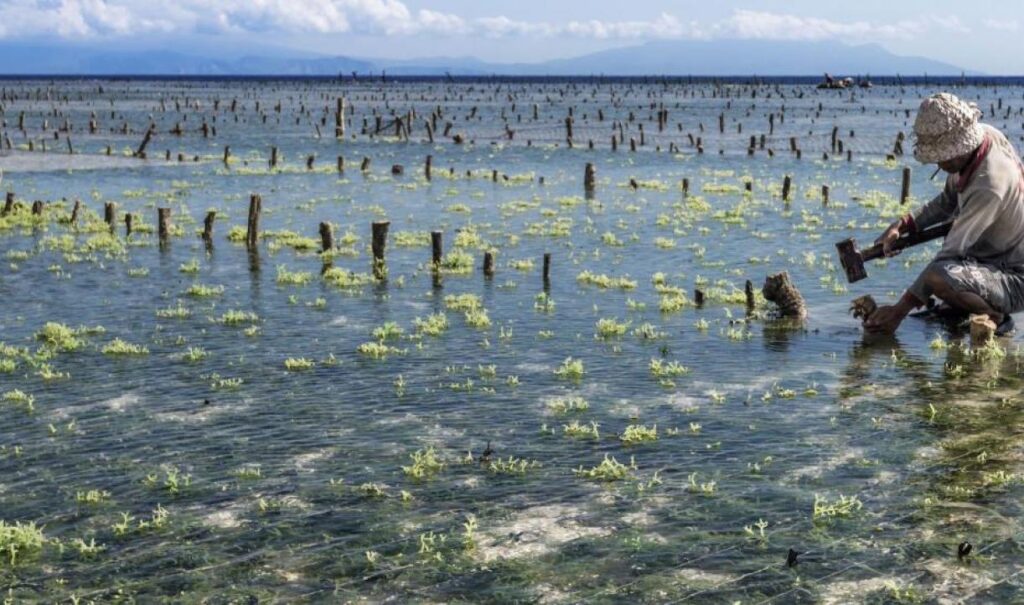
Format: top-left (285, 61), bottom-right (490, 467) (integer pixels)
top-left (905, 124), bottom-right (1024, 304)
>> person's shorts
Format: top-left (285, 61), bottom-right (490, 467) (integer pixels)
top-left (930, 259), bottom-right (1024, 314)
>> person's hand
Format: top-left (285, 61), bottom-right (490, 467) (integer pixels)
top-left (864, 303), bottom-right (911, 334)
top-left (874, 222), bottom-right (902, 257)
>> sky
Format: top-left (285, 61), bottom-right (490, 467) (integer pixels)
top-left (0, 0), bottom-right (1020, 72)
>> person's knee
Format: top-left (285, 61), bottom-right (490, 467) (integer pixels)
top-left (923, 267), bottom-right (954, 298)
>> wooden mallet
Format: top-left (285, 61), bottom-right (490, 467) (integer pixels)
top-left (835, 222), bottom-right (952, 283)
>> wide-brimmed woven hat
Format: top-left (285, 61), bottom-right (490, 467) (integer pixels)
top-left (913, 92), bottom-right (985, 163)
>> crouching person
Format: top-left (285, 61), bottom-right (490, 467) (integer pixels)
top-left (866, 93), bottom-right (1024, 335)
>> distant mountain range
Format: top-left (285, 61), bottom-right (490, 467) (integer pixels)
top-left (0, 39), bottom-right (969, 76)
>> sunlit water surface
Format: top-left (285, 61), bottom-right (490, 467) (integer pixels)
top-left (0, 79), bottom-right (1023, 603)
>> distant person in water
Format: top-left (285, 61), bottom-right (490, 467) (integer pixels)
top-left (866, 93), bottom-right (1024, 335)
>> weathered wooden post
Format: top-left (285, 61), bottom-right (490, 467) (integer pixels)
top-left (31, 201), bottom-right (43, 216)
top-left (694, 289), bottom-right (705, 308)
top-left (223, 146), bottom-right (231, 165)
top-left (483, 251), bottom-right (494, 278)
top-left (822, 185), bottom-right (830, 207)
top-left (763, 272), bottom-right (806, 319)
top-left (203, 211), bottom-right (216, 242)
top-left (70, 199), bottom-right (80, 225)
top-left (584, 162), bottom-right (596, 198)
top-left (319, 222), bottom-right (333, 252)
top-left (893, 132), bottom-right (905, 156)
top-left (269, 146), bottom-right (278, 169)
top-left (335, 97), bottom-right (345, 138)
top-left (246, 194), bottom-right (262, 249)
top-left (104, 202), bottom-right (116, 232)
top-left (392, 164), bottom-right (404, 176)
top-left (745, 279), bottom-right (756, 311)
top-left (421, 231), bottom-right (439, 272)
top-left (425, 155), bottom-right (432, 181)
top-left (900, 167), bottom-right (911, 204)
top-left (682, 178), bottom-right (689, 198)
top-left (134, 124), bottom-right (154, 158)
top-left (2, 191), bottom-right (14, 216)
top-left (372, 220), bottom-right (390, 279)
top-left (782, 175), bottom-right (792, 202)
top-left (157, 207), bottom-right (171, 243)
top-left (542, 252), bottom-right (551, 288)
top-left (361, 157), bottom-right (371, 172)
top-left (124, 213), bottom-right (133, 237)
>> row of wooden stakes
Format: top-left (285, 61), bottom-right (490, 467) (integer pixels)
top-left (3, 191), bottom-right (553, 283)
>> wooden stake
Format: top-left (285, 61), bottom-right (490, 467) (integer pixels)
top-left (372, 221), bottom-right (390, 277)
top-left (319, 222), bottom-right (334, 252)
top-left (124, 212), bottom-right (133, 236)
top-left (762, 272), bottom-right (806, 319)
top-left (104, 202), bottom-right (116, 232)
top-left (246, 194), bottom-right (261, 249)
top-left (782, 175), bottom-right (792, 202)
top-left (431, 231), bottom-right (443, 266)
top-left (483, 251), bottom-right (494, 277)
top-left (269, 146), bottom-right (278, 169)
top-left (822, 185), bottom-right (830, 206)
top-left (584, 162), bottom-right (596, 196)
top-left (335, 97), bottom-right (345, 138)
top-left (543, 252), bottom-right (551, 287)
top-left (900, 167), bottom-right (911, 204)
top-left (203, 211), bottom-right (216, 242)
top-left (134, 124), bottom-right (154, 158)
top-left (425, 155), bottom-right (432, 181)
top-left (157, 207), bottom-right (171, 242)
top-left (2, 191), bottom-right (13, 216)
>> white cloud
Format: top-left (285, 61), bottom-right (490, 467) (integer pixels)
top-left (713, 10), bottom-right (968, 42)
top-left (416, 9), bottom-right (469, 35)
top-left (0, 0), bottom-right (463, 39)
top-left (983, 18), bottom-right (1019, 32)
top-left (476, 16), bottom-right (556, 38)
top-left (564, 13), bottom-right (698, 39)
top-left (0, 2), bottom-right (976, 44)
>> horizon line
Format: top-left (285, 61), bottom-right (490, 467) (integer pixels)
top-left (0, 74), bottom-right (1012, 80)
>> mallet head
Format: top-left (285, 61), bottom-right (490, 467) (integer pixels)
top-left (835, 238), bottom-right (868, 283)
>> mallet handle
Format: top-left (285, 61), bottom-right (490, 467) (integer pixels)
top-left (859, 222), bottom-right (952, 262)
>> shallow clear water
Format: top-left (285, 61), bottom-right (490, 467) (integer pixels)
top-left (1, 79), bottom-right (1024, 603)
